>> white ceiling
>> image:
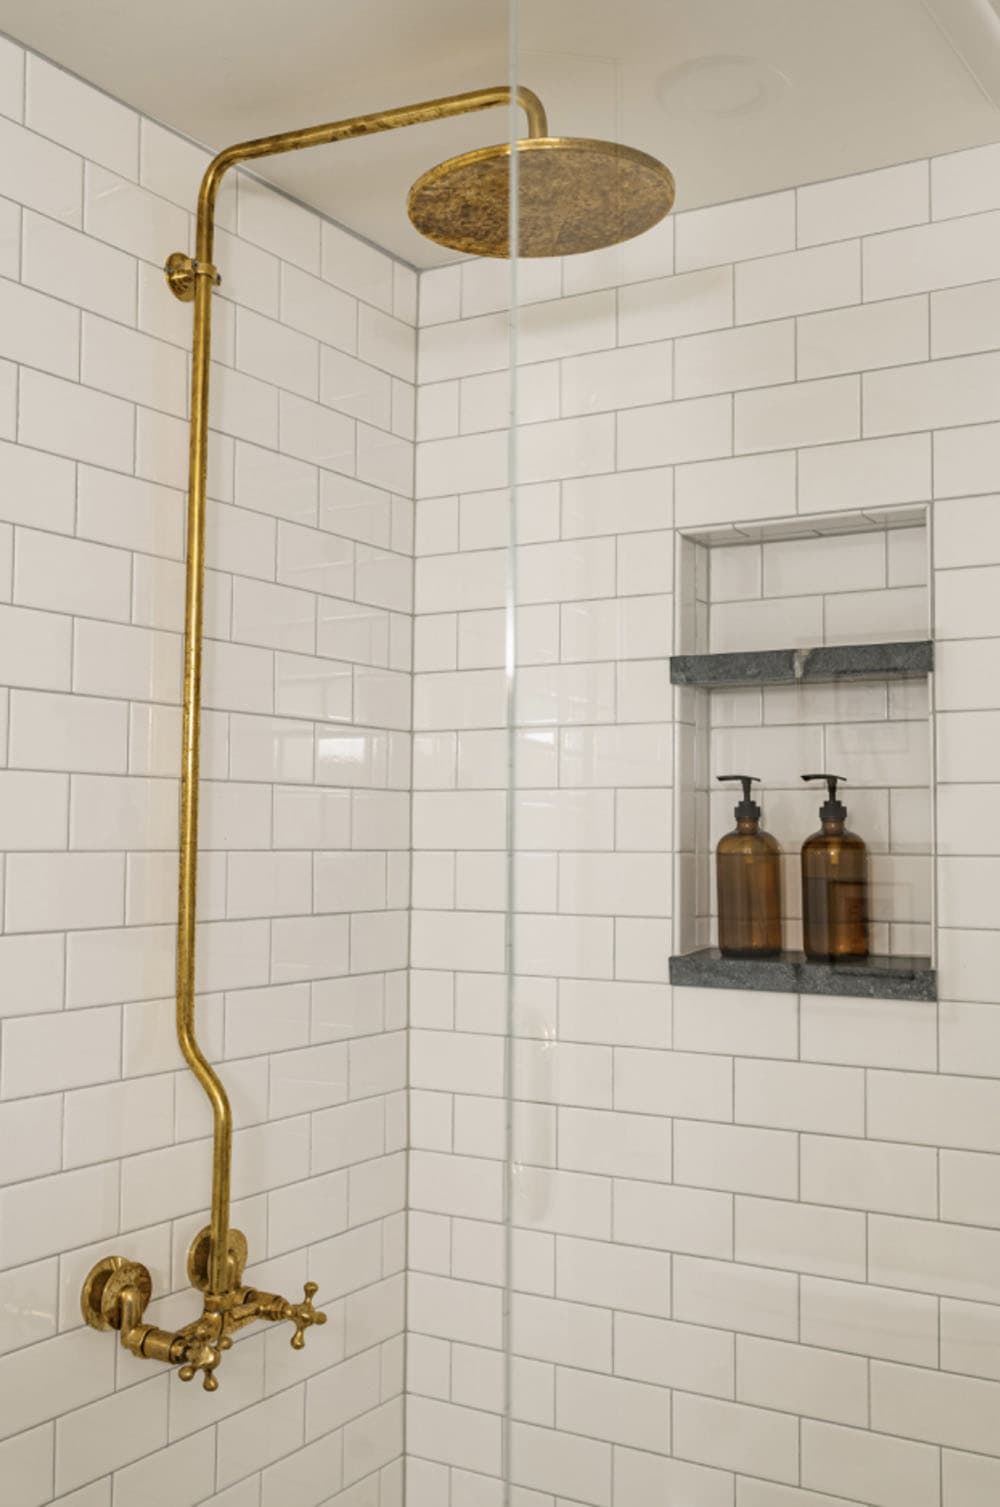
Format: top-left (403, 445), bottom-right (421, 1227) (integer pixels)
top-left (3, 0), bottom-right (1000, 267)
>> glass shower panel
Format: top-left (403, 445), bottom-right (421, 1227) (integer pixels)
top-left (505, 4), bottom-right (1000, 1506)
top-left (505, 10), bottom-right (676, 1503)
top-left (405, 7), bottom-right (525, 1503)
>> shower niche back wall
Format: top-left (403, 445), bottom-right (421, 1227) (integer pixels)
top-left (671, 503), bottom-right (936, 998)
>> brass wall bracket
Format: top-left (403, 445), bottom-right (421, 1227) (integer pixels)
top-left (165, 250), bottom-right (221, 301)
top-left (81, 1255), bottom-right (153, 1332)
top-left (188, 1225), bottom-right (248, 1291)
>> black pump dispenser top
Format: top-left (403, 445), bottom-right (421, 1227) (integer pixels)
top-left (718, 774), bottom-right (761, 822)
top-left (802, 773), bottom-right (847, 823)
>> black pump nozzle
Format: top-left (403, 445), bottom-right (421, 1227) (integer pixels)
top-left (802, 773), bottom-right (847, 823)
top-left (718, 774), bottom-right (761, 822)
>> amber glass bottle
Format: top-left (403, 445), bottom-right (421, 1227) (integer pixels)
top-left (800, 774), bottom-right (870, 961)
top-left (715, 775), bottom-right (782, 958)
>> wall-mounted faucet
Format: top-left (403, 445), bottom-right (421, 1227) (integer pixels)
top-left (82, 1242), bottom-right (325, 1391)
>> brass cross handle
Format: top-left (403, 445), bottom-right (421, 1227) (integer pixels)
top-left (286, 1282), bottom-right (327, 1349)
top-left (178, 1333), bottom-right (229, 1391)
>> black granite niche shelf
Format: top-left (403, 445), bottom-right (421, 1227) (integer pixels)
top-left (670, 639), bottom-right (934, 689)
top-left (669, 948), bottom-right (936, 1002)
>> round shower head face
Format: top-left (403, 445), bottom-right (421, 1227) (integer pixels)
top-left (408, 136), bottom-right (675, 258)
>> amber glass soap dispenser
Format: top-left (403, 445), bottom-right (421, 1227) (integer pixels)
top-left (800, 773), bottom-right (870, 961)
top-left (716, 775), bottom-right (782, 958)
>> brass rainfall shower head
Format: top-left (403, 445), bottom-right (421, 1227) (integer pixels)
top-left (408, 135), bottom-right (676, 258)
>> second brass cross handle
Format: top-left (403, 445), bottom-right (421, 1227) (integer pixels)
top-left (286, 1282), bottom-right (326, 1349)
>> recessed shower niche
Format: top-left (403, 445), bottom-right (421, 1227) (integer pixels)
top-left (671, 504), bottom-right (937, 1001)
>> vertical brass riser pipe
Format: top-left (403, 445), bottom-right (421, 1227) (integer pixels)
top-left (176, 254), bottom-right (231, 1298)
top-left (174, 85), bottom-right (547, 1300)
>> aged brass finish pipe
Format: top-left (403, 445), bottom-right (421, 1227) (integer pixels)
top-left (166, 86), bottom-right (548, 299)
top-left (174, 83), bottom-right (547, 1304)
top-left (79, 84), bottom-right (549, 1387)
top-left (176, 247), bottom-right (229, 1300)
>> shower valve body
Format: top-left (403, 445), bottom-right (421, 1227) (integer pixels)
top-left (81, 1231), bottom-right (326, 1390)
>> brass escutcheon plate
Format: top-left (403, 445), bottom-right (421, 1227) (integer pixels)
top-left (164, 251), bottom-right (196, 302)
top-left (187, 1227), bottom-right (248, 1292)
top-left (81, 1255), bottom-right (152, 1331)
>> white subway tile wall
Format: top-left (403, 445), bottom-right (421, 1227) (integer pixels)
top-left (408, 140), bottom-right (1000, 1507)
top-left (4, 36), bottom-right (1000, 1507)
top-left (0, 41), bottom-right (410, 1507)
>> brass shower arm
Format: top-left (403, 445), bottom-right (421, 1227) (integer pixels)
top-left (163, 85), bottom-right (549, 287)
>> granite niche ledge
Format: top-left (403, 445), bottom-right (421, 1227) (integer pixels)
top-left (669, 948), bottom-right (937, 1002)
top-left (670, 640), bottom-right (934, 688)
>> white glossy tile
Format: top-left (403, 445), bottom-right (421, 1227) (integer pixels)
top-left (802, 1419), bottom-right (939, 1507)
top-left (737, 241), bottom-right (860, 322)
top-left (798, 161), bottom-right (928, 245)
top-left (0, 115), bottom-right (82, 225)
